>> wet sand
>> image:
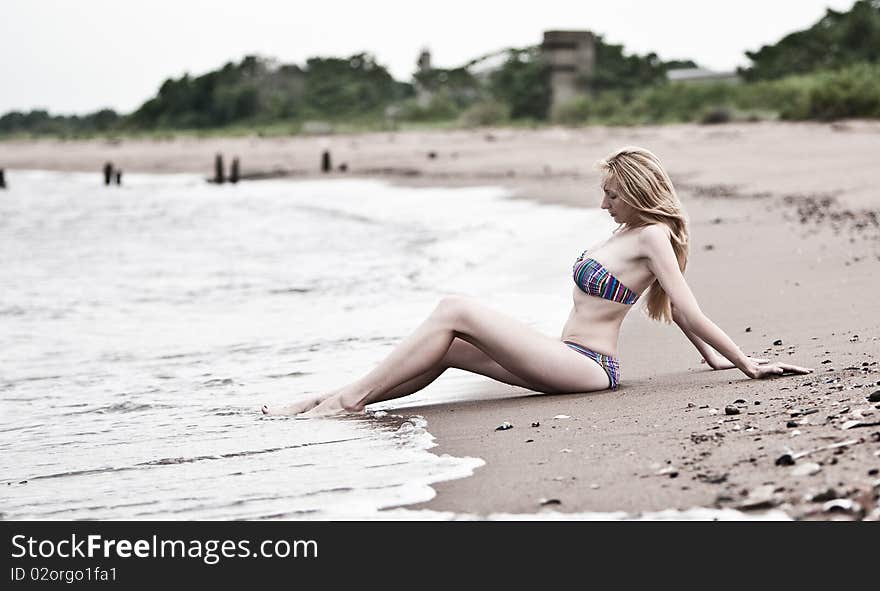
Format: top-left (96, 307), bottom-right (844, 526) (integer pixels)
top-left (3, 121), bottom-right (879, 519)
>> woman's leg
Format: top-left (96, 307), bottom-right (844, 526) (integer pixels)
top-left (262, 337), bottom-right (538, 415)
top-left (300, 295), bottom-right (611, 416)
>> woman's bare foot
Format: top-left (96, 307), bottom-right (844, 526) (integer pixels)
top-left (298, 392), bottom-right (364, 418)
top-left (261, 395), bottom-right (325, 416)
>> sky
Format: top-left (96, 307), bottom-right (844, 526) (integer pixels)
top-left (0, 0), bottom-right (859, 115)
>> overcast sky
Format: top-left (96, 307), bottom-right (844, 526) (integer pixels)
top-left (0, 0), bottom-right (858, 115)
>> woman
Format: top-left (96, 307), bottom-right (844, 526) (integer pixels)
top-left (262, 147), bottom-right (813, 417)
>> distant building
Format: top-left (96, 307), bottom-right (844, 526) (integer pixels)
top-left (541, 31), bottom-right (596, 113)
top-left (666, 67), bottom-right (740, 84)
top-left (415, 48), bottom-right (433, 107)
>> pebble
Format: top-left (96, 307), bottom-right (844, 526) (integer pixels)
top-left (792, 462), bottom-right (821, 476)
top-left (867, 391), bottom-right (880, 402)
top-left (495, 422), bottom-right (513, 431)
top-left (725, 406), bottom-right (741, 415)
top-left (737, 485), bottom-right (779, 510)
top-left (775, 453), bottom-right (796, 466)
top-left (553, 415), bottom-right (570, 420)
top-left (745, 327), bottom-right (752, 332)
top-left (773, 339), bottom-right (783, 346)
top-left (822, 499), bottom-right (861, 514)
top-left (539, 498), bottom-right (561, 506)
top-left (809, 488), bottom-right (838, 502)
top-left (531, 421), bottom-right (540, 427)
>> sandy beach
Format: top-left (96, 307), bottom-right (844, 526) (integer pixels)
top-left (3, 121), bottom-right (879, 519)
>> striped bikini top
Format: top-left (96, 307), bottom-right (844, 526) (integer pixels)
top-left (572, 249), bottom-right (640, 305)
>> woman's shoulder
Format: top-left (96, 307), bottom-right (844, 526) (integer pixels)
top-left (637, 223), bottom-right (672, 241)
top-left (635, 223), bottom-right (673, 255)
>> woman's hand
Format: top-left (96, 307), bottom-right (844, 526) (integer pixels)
top-left (701, 355), bottom-right (768, 371)
top-left (747, 361), bottom-right (814, 379)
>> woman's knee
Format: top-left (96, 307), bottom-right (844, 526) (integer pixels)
top-left (433, 295), bottom-right (474, 327)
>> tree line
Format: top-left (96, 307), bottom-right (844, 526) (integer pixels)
top-left (2, 0), bottom-right (878, 136)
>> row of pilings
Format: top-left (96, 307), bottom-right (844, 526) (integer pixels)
top-left (0, 149), bottom-right (353, 191)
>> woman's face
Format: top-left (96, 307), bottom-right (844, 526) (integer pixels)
top-left (600, 175), bottom-right (637, 225)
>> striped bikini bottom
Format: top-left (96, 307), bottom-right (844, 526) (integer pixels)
top-left (563, 340), bottom-right (620, 391)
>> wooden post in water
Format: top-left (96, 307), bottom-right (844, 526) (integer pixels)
top-left (115, 170), bottom-right (123, 185)
top-left (0, 168), bottom-right (6, 189)
top-left (230, 157), bottom-right (240, 184)
top-left (103, 162), bottom-right (113, 185)
top-left (214, 154), bottom-right (225, 184)
top-left (321, 150), bottom-right (332, 173)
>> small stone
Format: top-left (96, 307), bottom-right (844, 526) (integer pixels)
top-left (821, 359), bottom-right (833, 364)
top-left (687, 402), bottom-right (696, 408)
top-left (495, 421), bottom-right (513, 431)
top-left (775, 453), bottom-right (795, 466)
top-left (786, 421), bottom-right (798, 428)
top-left (590, 483), bottom-right (600, 490)
top-left (810, 488), bottom-right (838, 502)
top-left (773, 339), bottom-right (783, 346)
top-left (553, 414), bottom-right (570, 420)
top-left (745, 327), bottom-right (752, 332)
top-left (525, 439), bottom-right (534, 443)
top-left (539, 498), bottom-right (562, 506)
top-left (792, 462), bottom-right (821, 476)
top-left (867, 391), bottom-right (880, 402)
top-left (725, 406), bottom-right (741, 415)
top-left (531, 421), bottom-right (540, 427)
top-left (734, 399), bottom-right (746, 404)
top-left (737, 485), bottom-right (779, 510)
top-left (869, 468), bottom-right (879, 476)
top-left (822, 499), bottom-right (861, 514)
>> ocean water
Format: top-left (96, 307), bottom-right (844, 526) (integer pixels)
top-left (1, 170), bottom-right (614, 520)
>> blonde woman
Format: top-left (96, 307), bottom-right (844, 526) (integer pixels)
top-left (263, 147), bottom-right (813, 417)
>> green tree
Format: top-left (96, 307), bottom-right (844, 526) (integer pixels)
top-left (741, 0), bottom-right (880, 80)
top-left (488, 48), bottom-right (551, 119)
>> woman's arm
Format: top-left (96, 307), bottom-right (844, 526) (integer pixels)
top-left (671, 304), bottom-right (767, 370)
top-left (640, 225), bottom-right (812, 379)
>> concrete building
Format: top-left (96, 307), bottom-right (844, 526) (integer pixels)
top-left (415, 48), bottom-right (433, 107)
top-left (541, 30), bottom-right (596, 113)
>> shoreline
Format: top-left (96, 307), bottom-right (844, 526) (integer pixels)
top-left (4, 122), bottom-right (879, 519)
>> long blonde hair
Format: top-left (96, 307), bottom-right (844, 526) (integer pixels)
top-left (597, 147), bottom-right (689, 323)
